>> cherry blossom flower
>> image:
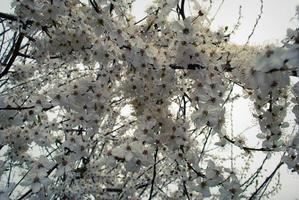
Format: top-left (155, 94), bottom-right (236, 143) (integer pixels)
top-left (205, 160), bottom-right (224, 186)
top-left (21, 170), bottom-right (50, 193)
top-left (219, 175), bottom-right (242, 200)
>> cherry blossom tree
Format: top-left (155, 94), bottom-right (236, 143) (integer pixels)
top-left (0, 0), bottom-right (298, 199)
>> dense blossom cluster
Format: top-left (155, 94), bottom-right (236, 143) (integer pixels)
top-left (0, 0), bottom-right (298, 199)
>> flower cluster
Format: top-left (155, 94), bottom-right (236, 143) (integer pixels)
top-left (283, 82), bottom-right (299, 174)
top-left (0, 0), bottom-right (298, 199)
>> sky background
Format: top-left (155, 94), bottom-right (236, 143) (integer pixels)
top-left (1, 0), bottom-right (299, 199)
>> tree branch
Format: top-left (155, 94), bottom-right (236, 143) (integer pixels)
top-left (248, 162), bottom-right (283, 200)
top-left (0, 33), bottom-right (24, 79)
top-left (178, 0), bottom-right (186, 20)
top-left (169, 63), bottom-right (204, 70)
top-left (16, 164), bottom-right (58, 200)
top-left (246, 0), bottom-right (263, 44)
top-left (223, 135), bottom-right (272, 152)
top-left (149, 147), bottom-right (158, 200)
top-left (0, 12), bottom-right (18, 21)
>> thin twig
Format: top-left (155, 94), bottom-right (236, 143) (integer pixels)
top-left (210, 0), bottom-right (225, 23)
top-left (149, 147), bottom-right (158, 200)
top-left (248, 162), bottom-right (283, 200)
top-left (223, 135), bottom-right (273, 152)
top-left (228, 6), bottom-right (242, 36)
top-left (246, 0), bottom-right (264, 44)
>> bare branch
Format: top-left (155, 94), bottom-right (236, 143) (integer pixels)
top-left (149, 147), bottom-right (158, 200)
top-left (223, 135), bottom-right (273, 152)
top-left (248, 162), bottom-right (283, 200)
top-left (246, 0), bottom-right (264, 44)
top-left (0, 33), bottom-right (24, 79)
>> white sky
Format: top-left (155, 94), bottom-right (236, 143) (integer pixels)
top-left (132, 0), bottom-right (299, 45)
top-left (209, 0), bottom-right (299, 45)
top-left (1, 0), bottom-right (299, 199)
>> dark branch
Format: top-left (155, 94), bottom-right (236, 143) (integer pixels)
top-left (246, 0), bottom-right (263, 44)
top-left (0, 33), bottom-right (24, 79)
top-left (17, 52), bottom-right (34, 59)
top-left (240, 156), bottom-right (268, 191)
top-left (248, 162), bottom-right (283, 200)
top-left (223, 135), bottom-right (273, 152)
top-left (183, 181), bottom-right (191, 200)
top-left (186, 161), bottom-right (206, 178)
top-left (179, 0), bottom-right (186, 20)
top-left (0, 105), bottom-right (54, 111)
top-left (0, 106), bottom-right (34, 110)
top-left (169, 63), bottom-right (204, 70)
top-left (149, 147), bottom-right (158, 200)
top-left (16, 164), bottom-right (58, 200)
top-left (103, 183), bottom-right (150, 193)
top-left (0, 12), bottom-right (18, 21)
top-left (199, 128), bottom-right (213, 161)
top-left (89, 0), bottom-right (101, 13)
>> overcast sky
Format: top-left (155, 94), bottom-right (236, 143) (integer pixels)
top-left (1, 0), bottom-right (298, 45)
top-left (1, 0), bottom-right (299, 199)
